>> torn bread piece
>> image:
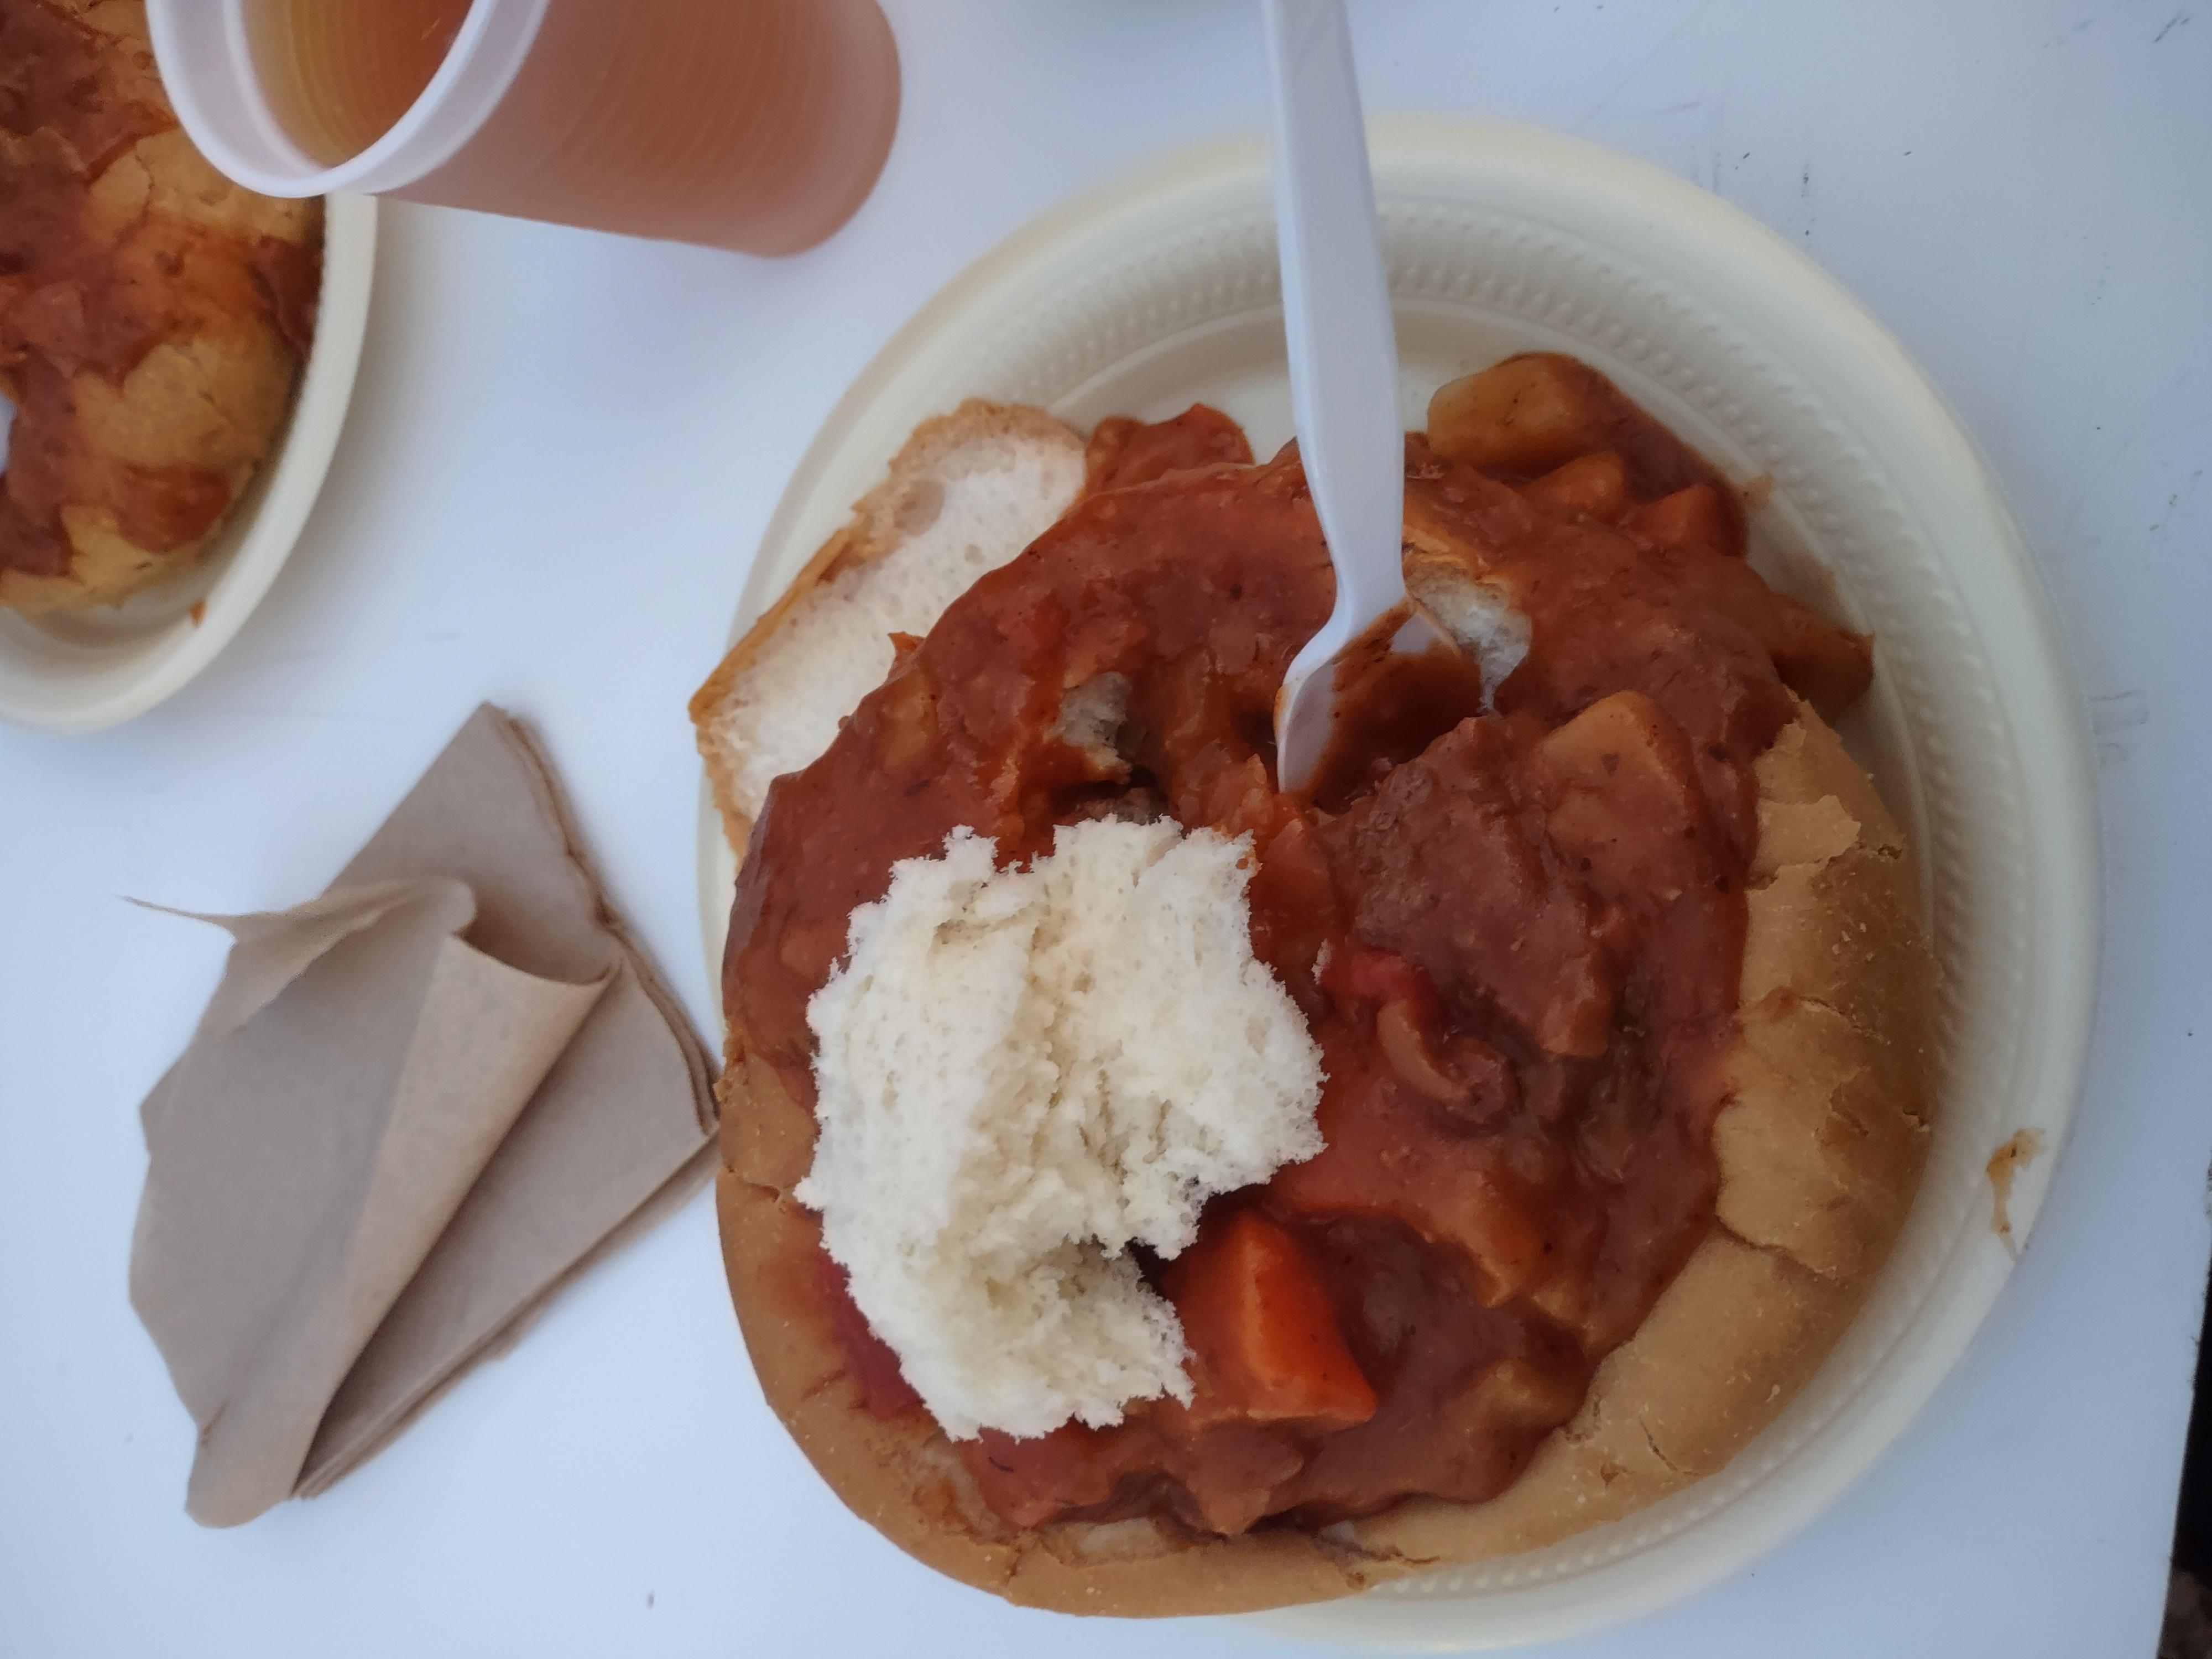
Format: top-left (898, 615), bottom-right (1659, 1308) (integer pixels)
top-left (690, 401), bottom-right (1087, 855)
top-left (798, 820), bottom-right (1323, 1441)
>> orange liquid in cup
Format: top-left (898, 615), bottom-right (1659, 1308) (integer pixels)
top-left (247, 0), bottom-right (472, 166)
top-left (247, 0), bottom-right (900, 254)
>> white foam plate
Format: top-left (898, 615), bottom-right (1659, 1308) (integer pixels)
top-left (0, 192), bottom-right (375, 734)
top-left (694, 119), bottom-right (2098, 1649)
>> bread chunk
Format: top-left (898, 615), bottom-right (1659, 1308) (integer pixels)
top-left (690, 401), bottom-right (1086, 852)
top-left (799, 820), bottom-right (1323, 1441)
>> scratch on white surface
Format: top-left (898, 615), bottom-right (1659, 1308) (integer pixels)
top-left (1577, 0), bottom-right (1719, 124)
top-left (2040, 0), bottom-right (2145, 50)
top-left (2091, 687), bottom-right (2151, 768)
top-left (2150, 467), bottom-right (2206, 541)
top-left (2059, 371), bottom-right (2199, 544)
top-left (2091, 688), bottom-right (2152, 733)
top-left (2041, 0), bottom-right (2188, 48)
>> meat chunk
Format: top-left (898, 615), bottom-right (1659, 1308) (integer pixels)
top-left (1317, 718), bottom-right (1615, 1058)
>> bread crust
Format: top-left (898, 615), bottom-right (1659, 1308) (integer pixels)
top-left (688, 400), bottom-right (1086, 858)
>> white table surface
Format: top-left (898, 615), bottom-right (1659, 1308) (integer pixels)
top-left (4, 2), bottom-right (2208, 1654)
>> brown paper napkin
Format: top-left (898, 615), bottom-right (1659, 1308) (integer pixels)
top-left (129, 706), bottom-right (716, 1527)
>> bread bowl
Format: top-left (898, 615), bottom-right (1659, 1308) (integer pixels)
top-left (694, 354), bottom-right (1935, 1615)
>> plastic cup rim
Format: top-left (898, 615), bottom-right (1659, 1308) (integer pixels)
top-left (147, 0), bottom-right (550, 199)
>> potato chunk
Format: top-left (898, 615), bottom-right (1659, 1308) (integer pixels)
top-left (1428, 354), bottom-right (1614, 474)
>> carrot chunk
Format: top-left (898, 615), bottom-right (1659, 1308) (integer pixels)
top-left (1169, 1210), bottom-right (1377, 1427)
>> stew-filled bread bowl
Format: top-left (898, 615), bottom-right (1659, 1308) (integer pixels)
top-left (692, 357), bottom-right (1935, 1615)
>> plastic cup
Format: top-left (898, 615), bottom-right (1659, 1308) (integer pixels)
top-left (146, 0), bottom-right (901, 255)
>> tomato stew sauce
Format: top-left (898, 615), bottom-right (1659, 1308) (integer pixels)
top-left (726, 354), bottom-right (1872, 1539)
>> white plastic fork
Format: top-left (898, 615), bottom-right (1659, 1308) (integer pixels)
top-left (1262, 0), bottom-right (1455, 795)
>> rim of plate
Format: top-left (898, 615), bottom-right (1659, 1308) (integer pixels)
top-left (693, 118), bottom-right (2099, 1648)
top-left (0, 192), bottom-right (376, 734)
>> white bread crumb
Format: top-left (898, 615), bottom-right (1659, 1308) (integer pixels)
top-left (1053, 671), bottom-right (1132, 775)
top-left (1407, 560), bottom-right (1532, 706)
top-left (796, 819), bottom-right (1326, 1441)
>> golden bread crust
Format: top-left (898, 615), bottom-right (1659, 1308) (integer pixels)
top-left (715, 695), bottom-right (1936, 1613)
